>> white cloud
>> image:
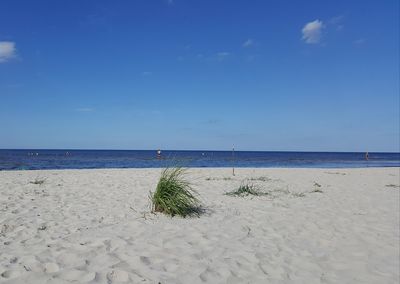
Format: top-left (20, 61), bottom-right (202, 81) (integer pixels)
top-left (0, 41), bottom-right (16, 63)
top-left (302, 20), bottom-right (324, 44)
top-left (242, 39), bottom-right (253, 47)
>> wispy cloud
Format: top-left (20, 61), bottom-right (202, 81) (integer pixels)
top-left (353, 38), bottom-right (366, 45)
top-left (302, 20), bottom-right (324, 44)
top-left (245, 54), bottom-right (258, 62)
top-left (75, 108), bottom-right (94, 112)
top-left (216, 52), bottom-right (230, 61)
top-left (0, 41), bottom-right (16, 63)
top-left (205, 119), bottom-right (221, 125)
top-left (329, 15), bottom-right (345, 31)
top-left (190, 52), bottom-right (232, 62)
top-left (242, 39), bottom-right (254, 48)
top-left (142, 71), bottom-right (152, 76)
top-left (167, 0), bottom-right (174, 5)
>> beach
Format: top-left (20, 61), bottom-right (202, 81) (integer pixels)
top-left (0, 167), bottom-right (399, 283)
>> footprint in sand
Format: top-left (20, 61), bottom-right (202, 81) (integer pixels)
top-left (1, 270), bottom-right (21, 279)
top-left (107, 269), bottom-right (129, 282)
top-left (56, 252), bottom-right (86, 268)
top-left (44, 262), bottom-right (59, 273)
top-left (58, 269), bottom-right (96, 282)
top-left (139, 256), bottom-right (151, 265)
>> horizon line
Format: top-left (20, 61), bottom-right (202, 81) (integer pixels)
top-left (1, 148), bottom-right (399, 154)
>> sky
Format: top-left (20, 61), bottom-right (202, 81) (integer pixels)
top-left (0, 0), bottom-right (399, 152)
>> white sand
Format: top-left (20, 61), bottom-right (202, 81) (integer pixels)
top-left (0, 167), bottom-right (399, 283)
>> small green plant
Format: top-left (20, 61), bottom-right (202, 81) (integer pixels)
top-left (226, 183), bottom-right (267, 197)
top-left (30, 178), bottom-right (46, 185)
top-left (205, 177), bottom-right (232, 181)
top-left (311, 182), bottom-right (323, 193)
top-left (248, 176), bottom-right (271, 182)
top-left (292, 192), bottom-right (306, 198)
top-left (151, 167), bottom-right (200, 217)
top-left (385, 184), bottom-right (399, 189)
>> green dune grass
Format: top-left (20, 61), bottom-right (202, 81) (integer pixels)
top-left (151, 167), bottom-right (200, 217)
top-left (226, 183), bottom-right (267, 197)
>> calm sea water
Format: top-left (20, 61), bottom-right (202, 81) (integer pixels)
top-left (0, 150), bottom-right (399, 170)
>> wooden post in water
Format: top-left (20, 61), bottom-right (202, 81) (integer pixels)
top-left (232, 145), bottom-right (235, 176)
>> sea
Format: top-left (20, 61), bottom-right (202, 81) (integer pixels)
top-left (0, 149), bottom-right (399, 171)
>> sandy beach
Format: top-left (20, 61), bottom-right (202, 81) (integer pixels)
top-left (0, 167), bottom-right (399, 283)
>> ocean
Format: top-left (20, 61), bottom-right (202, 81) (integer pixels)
top-left (0, 149), bottom-right (399, 170)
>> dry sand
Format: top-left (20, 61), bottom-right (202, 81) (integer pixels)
top-left (0, 167), bottom-right (399, 283)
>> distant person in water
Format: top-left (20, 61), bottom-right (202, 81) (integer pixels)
top-left (157, 149), bottom-right (161, 159)
top-left (365, 152), bottom-right (369, 161)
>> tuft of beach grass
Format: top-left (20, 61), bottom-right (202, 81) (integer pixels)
top-left (205, 177), bottom-right (232, 181)
top-left (291, 192), bottom-right (306, 198)
top-left (248, 176), bottom-right (271, 182)
top-left (226, 183), bottom-right (268, 197)
top-left (385, 184), bottom-right (399, 189)
top-left (151, 167), bottom-right (200, 217)
top-left (29, 178), bottom-right (46, 185)
top-left (311, 182), bottom-right (323, 193)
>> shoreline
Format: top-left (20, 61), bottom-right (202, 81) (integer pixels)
top-left (1, 167), bottom-right (399, 283)
top-left (1, 165), bottom-right (400, 172)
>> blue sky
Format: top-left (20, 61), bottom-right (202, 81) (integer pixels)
top-left (0, 0), bottom-right (399, 151)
